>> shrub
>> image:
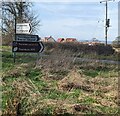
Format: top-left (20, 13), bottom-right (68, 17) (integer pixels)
top-left (44, 42), bottom-right (115, 55)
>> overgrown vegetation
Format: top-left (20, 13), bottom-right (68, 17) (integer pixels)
top-left (1, 45), bottom-right (119, 115)
top-left (44, 42), bottom-right (119, 61)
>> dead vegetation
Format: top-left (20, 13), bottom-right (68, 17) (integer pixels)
top-left (2, 46), bottom-right (119, 115)
top-left (2, 65), bottom-right (118, 115)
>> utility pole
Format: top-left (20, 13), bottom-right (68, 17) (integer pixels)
top-left (100, 0), bottom-right (114, 45)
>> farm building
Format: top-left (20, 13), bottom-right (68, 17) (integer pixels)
top-left (57, 38), bottom-right (65, 42)
top-left (42, 36), bottom-right (56, 42)
top-left (66, 38), bottom-right (77, 42)
top-left (57, 38), bottom-right (77, 43)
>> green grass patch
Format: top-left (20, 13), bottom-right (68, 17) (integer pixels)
top-left (2, 51), bottom-right (15, 71)
top-left (50, 70), bottom-right (69, 77)
top-left (80, 96), bottom-right (97, 105)
top-left (34, 80), bottom-right (48, 91)
top-left (2, 86), bottom-right (16, 110)
top-left (25, 68), bottom-right (48, 90)
top-left (43, 89), bottom-right (65, 99)
top-left (15, 53), bottom-right (38, 63)
top-left (2, 75), bottom-right (18, 83)
top-left (39, 105), bottom-right (54, 115)
top-left (83, 70), bottom-right (99, 78)
top-left (68, 89), bottom-right (81, 100)
top-left (95, 105), bottom-right (118, 114)
top-left (43, 88), bottom-right (81, 101)
top-left (26, 68), bottom-right (43, 80)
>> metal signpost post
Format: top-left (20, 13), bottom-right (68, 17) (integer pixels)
top-left (13, 14), bottom-right (17, 63)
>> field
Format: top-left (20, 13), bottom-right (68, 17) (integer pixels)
top-left (1, 43), bottom-right (119, 115)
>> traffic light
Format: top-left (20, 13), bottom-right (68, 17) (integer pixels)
top-left (106, 19), bottom-right (110, 27)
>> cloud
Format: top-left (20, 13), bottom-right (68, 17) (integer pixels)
top-left (37, 2), bottom-right (105, 22)
top-left (34, 1), bottom-right (118, 41)
top-left (39, 18), bottom-right (104, 40)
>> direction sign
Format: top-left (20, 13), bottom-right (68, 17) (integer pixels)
top-left (16, 23), bottom-right (32, 34)
top-left (15, 34), bottom-right (40, 42)
top-left (12, 41), bottom-right (44, 53)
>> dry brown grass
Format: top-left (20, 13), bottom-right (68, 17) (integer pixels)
top-left (2, 46), bottom-right (119, 115)
top-left (58, 70), bottom-right (87, 91)
top-left (3, 67), bottom-right (118, 115)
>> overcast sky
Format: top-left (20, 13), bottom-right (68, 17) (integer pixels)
top-left (32, 1), bottom-right (118, 41)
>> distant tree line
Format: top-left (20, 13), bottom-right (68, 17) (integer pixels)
top-left (2, 0), bottom-right (40, 45)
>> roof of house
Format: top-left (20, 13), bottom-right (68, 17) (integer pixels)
top-left (66, 38), bottom-right (77, 42)
top-left (44, 36), bottom-right (56, 42)
top-left (57, 38), bottom-right (65, 42)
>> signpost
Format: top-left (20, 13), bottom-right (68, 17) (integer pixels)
top-left (16, 23), bottom-right (32, 34)
top-left (13, 22), bottom-right (44, 63)
top-left (16, 34), bottom-right (40, 41)
top-left (12, 41), bottom-right (44, 53)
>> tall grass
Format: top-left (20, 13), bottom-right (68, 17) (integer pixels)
top-left (2, 45), bottom-right (119, 115)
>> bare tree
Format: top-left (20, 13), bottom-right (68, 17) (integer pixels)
top-left (2, 1), bottom-right (40, 45)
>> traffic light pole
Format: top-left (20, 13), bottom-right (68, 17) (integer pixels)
top-left (100, 0), bottom-right (114, 45)
top-left (105, 1), bottom-right (108, 45)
